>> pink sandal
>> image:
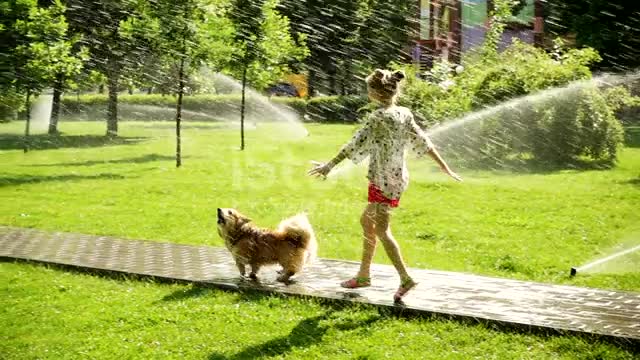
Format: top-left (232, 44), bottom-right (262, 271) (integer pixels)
top-left (340, 276), bottom-right (371, 288)
top-left (393, 277), bottom-right (418, 302)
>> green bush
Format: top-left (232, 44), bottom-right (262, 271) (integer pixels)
top-left (397, 65), bottom-right (471, 128)
top-left (437, 85), bottom-right (629, 168)
top-left (0, 89), bottom-right (24, 122)
top-left (396, 39), bottom-right (637, 168)
top-left (531, 87), bottom-right (624, 165)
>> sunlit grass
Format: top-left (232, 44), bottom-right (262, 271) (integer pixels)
top-left (1, 262), bottom-right (636, 360)
top-left (1, 120), bottom-right (639, 358)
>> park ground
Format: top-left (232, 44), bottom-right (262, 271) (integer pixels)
top-left (1, 120), bottom-right (639, 359)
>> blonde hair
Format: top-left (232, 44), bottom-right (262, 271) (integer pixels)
top-left (365, 69), bottom-right (405, 105)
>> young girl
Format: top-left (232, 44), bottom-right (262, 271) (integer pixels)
top-left (308, 69), bottom-right (462, 302)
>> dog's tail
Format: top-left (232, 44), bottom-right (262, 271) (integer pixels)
top-left (277, 213), bottom-right (317, 264)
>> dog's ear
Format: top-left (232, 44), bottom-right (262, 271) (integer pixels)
top-left (392, 70), bottom-right (405, 81)
top-left (237, 213), bottom-right (252, 226)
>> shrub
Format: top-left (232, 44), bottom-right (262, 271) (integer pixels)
top-left (529, 87), bottom-right (625, 165)
top-left (439, 84), bottom-right (629, 168)
top-left (397, 64), bottom-right (471, 128)
top-left (396, 38), bottom-right (636, 168)
top-left (0, 89), bottom-right (24, 122)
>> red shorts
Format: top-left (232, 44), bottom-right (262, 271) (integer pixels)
top-left (368, 183), bottom-right (400, 208)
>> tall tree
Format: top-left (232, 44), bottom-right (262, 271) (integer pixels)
top-left (154, 0), bottom-right (233, 167)
top-left (65, 0), bottom-right (153, 137)
top-left (545, 0), bottom-right (640, 71)
top-left (228, 0), bottom-right (307, 150)
top-left (1, 0), bottom-right (85, 151)
top-left (355, 0), bottom-right (416, 70)
top-left (229, 0), bottom-right (264, 151)
top-left (278, 0), bottom-right (414, 96)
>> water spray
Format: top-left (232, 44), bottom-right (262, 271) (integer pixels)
top-left (570, 243), bottom-right (640, 277)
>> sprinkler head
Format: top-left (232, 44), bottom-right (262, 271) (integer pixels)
top-left (570, 267), bottom-right (577, 277)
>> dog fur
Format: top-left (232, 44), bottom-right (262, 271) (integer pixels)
top-left (216, 208), bottom-right (317, 283)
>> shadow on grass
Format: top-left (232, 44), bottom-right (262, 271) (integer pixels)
top-left (161, 285), bottom-right (213, 302)
top-left (624, 126), bottom-right (640, 148)
top-left (0, 133), bottom-right (147, 151)
top-left (26, 153), bottom-right (177, 167)
top-left (453, 157), bottom-right (618, 175)
top-left (160, 285), bottom-right (382, 359)
top-left (0, 173), bottom-right (128, 187)
top-left (130, 123), bottom-right (230, 130)
top-left (208, 310), bottom-right (380, 360)
top-left (625, 177), bottom-right (640, 187)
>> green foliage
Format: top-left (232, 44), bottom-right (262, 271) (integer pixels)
top-left (226, 0), bottom-right (308, 90)
top-left (480, 0), bottom-right (514, 60)
top-left (398, 36), bottom-right (636, 168)
top-left (528, 87), bottom-right (625, 165)
top-left (305, 96), bottom-right (369, 123)
top-left (0, 89), bottom-right (23, 122)
top-left (278, 0), bottom-right (414, 95)
top-left (1, 0), bottom-right (86, 96)
top-left (471, 40), bottom-right (600, 107)
top-left (545, 0), bottom-right (640, 70)
top-left (396, 63), bottom-right (471, 128)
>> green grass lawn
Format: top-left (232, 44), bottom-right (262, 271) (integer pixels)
top-left (1, 120), bottom-right (639, 359)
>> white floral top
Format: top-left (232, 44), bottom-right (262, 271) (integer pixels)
top-left (334, 106), bottom-right (434, 199)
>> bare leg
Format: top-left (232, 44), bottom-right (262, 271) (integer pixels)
top-left (374, 204), bottom-right (411, 281)
top-left (356, 203), bottom-right (378, 279)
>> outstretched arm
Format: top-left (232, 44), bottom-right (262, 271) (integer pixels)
top-left (308, 119), bottom-right (372, 178)
top-left (427, 147), bottom-right (462, 181)
top-left (408, 115), bottom-right (462, 182)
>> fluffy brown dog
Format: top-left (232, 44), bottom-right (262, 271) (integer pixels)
top-left (217, 208), bottom-right (317, 283)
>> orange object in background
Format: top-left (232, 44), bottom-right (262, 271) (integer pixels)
top-left (283, 73), bottom-right (308, 98)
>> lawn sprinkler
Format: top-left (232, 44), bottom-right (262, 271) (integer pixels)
top-left (570, 243), bottom-right (640, 278)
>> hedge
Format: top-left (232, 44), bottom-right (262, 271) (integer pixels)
top-left (60, 94), bottom-right (368, 123)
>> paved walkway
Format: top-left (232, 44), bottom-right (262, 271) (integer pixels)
top-left (1, 226), bottom-right (639, 344)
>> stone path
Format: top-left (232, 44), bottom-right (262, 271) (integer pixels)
top-left (1, 226), bottom-right (638, 345)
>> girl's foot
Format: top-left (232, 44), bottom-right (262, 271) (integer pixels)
top-left (393, 277), bottom-right (418, 302)
top-left (340, 276), bottom-right (371, 288)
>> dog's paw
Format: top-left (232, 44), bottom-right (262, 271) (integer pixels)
top-left (276, 274), bottom-right (294, 285)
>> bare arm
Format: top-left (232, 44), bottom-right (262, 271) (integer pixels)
top-left (309, 118), bottom-right (372, 178)
top-left (408, 113), bottom-right (462, 182)
top-left (427, 147), bottom-right (462, 181)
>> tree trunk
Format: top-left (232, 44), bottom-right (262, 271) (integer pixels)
top-left (98, 84), bottom-right (104, 94)
top-left (106, 66), bottom-right (119, 137)
top-left (533, 0), bottom-right (544, 47)
top-left (49, 73), bottom-right (64, 135)
top-left (23, 89), bottom-right (31, 153)
top-left (175, 56), bottom-right (185, 168)
top-left (329, 67), bottom-right (337, 95)
top-left (147, 87), bottom-right (153, 95)
top-left (240, 63), bottom-right (247, 151)
top-left (341, 57), bottom-right (352, 95)
top-left (307, 69), bottom-right (315, 99)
